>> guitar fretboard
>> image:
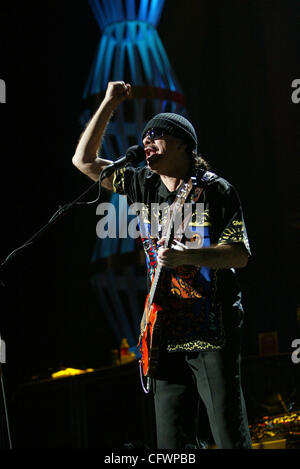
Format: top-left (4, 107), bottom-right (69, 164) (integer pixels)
top-left (147, 180), bottom-right (192, 307)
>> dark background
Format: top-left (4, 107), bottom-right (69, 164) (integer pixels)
top-left (0, 0), bottom-right (299, 448)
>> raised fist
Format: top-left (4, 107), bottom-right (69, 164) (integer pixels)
top-left (104, 81), bottom-right (132, 107)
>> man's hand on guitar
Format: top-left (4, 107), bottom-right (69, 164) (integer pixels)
top-left (157, 240), bottom-right (189, 268)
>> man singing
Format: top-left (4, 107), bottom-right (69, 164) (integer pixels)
top-left (72, 81), bottom-right (252, 449)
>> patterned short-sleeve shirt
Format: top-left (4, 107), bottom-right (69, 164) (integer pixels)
top-left (112, 166), bottom-right (250, 352)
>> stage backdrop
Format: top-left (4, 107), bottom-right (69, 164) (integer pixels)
top-left (0, 0), bottom-right (299, 391)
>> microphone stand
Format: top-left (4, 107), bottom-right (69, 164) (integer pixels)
top-left (0, 143), bottom-right (145, 448)
top-left (0, 359), bottom-right (12, 449)
top-left (0, 172), bottom-right (106, 449)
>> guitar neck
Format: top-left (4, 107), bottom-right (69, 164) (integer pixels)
top-left (148, 263), bottom-right (163, 306)
top-left (147, 178), bottom-right (195, 309)
top-left (148, 201), bottom-right (176, 306)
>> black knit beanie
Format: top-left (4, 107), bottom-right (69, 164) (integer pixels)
top-left (142, 113), bottom-right (198, 152)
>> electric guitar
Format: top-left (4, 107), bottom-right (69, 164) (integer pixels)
top-left (138, 177), bottom-right (197, 379)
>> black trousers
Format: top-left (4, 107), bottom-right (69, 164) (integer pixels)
top-left (153, 344), bottom-right (252, 449)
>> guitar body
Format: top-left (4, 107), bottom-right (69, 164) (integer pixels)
top-left (139, 295), bottom-right (164, 378)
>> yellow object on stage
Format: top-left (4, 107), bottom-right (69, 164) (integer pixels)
top-left (51, 368), bottom-right (94, 379)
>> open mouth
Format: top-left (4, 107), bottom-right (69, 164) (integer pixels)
top-left (145, 146), bottom-right (160, 161)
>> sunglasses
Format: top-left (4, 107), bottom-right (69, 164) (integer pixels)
top-left (144, 128), bottom-right (165, 141)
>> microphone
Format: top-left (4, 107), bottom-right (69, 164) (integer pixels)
top-left (101, 145), bottom-right (145, 179)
